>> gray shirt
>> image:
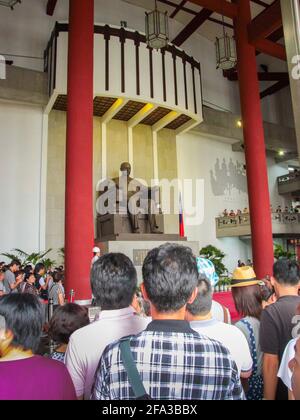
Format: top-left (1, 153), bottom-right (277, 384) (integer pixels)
top-left (236, 317), bottom-right (262, 376)
top-left (3, 270), bottom-right (18, 294)
top-left (49, 283), bottom-right (65, 305)
top-left (0, 281), bottom-right (6, 294)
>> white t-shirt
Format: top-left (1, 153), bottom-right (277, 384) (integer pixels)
top-left (191, 318), bottom-right (253, 377)
top-left (278, 338), bottom-right (297, 392)
top-left (65, 307), bottom-right (150, 400)
top-left (212, 300), bottom-right (231, 324)
top-left (91, 256), bottom-right (99, 267)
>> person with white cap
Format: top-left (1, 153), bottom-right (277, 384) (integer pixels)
top-left (91, 247), bottom-right (101, 267)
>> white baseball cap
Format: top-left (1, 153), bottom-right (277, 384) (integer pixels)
top-left (93, 247), bottom-right (101, 253)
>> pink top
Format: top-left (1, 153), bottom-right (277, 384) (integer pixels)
top-left (0, 356), bottom-right (76, 400)
top-left (65, 307), bottom-right (150, 400)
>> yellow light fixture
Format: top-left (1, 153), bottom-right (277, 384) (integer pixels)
top-left (237, 119), bottom-right (243, 128)
top-left (278, 150), bottom-right (285, 157)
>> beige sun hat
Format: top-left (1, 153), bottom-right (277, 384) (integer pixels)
top-left (231, 266), bottom-right (261, 288)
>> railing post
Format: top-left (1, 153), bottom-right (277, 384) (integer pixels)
top-left (48, 298), bottom-right (55, 355)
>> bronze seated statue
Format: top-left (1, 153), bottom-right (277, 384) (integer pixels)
top-left (97, 162), bottom-right (163, 236)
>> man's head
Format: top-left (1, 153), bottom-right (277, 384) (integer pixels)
top-left (91, 253), bottom-right (137, 310)
top-left (0, 294), bottom-right (43, 356)
top-left (93, 247), bottom-right (101, 257)
top-left (9, 260), bottom-right (21, 273)
top-left (289, 338), bottom-right (300, 400)
top-left (34, 263), bottom-right (46, 277)
top-left (186, 278), bottom-right (213, 321)
top-left (141, 243), bottom-right (198, 315)
top-left (120, 162), bottom-right (131, 177)
top-left (272, 260), bottom-right (300, 294)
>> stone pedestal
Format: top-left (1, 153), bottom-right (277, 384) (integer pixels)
top-left (95, 239), bottom-right (200, 284)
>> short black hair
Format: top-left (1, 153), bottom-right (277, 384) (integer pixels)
top-left (186, 278), bottom-right (213, 316)
top-left (34, 263), bottom-right (45, 275)
top-left (142, 243), bottom-right (198, 313)
top-left (91, 253), bottom-right (137, 310)
top-left (53, 271), bottom-right (64, 283)
top-left (9, 260), bottom-right (21, 268)
top-left (273, 259), bottom-right (300, 286)
top-left (48, 303), bottom-right (90, 345)
top-left (0, 294), bottom-right (43, 352)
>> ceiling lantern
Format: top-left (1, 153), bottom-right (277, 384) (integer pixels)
top-left (145, 0), bottom-right (169, 50)
top-left (215, 15), bottom-right (237, 70)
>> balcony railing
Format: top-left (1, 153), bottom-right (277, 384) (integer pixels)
top-left (278, 172), bottom-right (300, 195)
top-left (216, 212), bottom-right (300, 238)
top-left (43, 22), bottom-right (203, 123)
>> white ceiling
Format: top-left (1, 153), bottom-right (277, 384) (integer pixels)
top-left (122, 0), bottom-right (275, 42)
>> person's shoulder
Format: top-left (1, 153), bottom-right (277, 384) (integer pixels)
top-left (218, 321), bottom-right (246, 338)
top-left (32, 355), bottom-right (68, 372)
top-left (261, 301), bottom-right (278, 318)
top-left (70, 320), bottom-right (99, 343)
top-left (284, 338), bottom-right (298, 354)
top-left (191, 330), bottom-right (232, 355)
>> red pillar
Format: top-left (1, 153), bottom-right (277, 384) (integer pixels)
top-left (65, 0), bottom-right (94, 302)
top-left (234, 0), bottom-right (274, 278)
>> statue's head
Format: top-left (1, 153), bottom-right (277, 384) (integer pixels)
top-left (120, 162), bottom-right (131, 176)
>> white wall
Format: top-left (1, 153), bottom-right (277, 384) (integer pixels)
top-left (0, 101), bottom-right (44, 258)
top-left (177, 132), bottom-right (291, 273)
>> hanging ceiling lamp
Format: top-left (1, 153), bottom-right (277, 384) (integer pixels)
top-left (215, 14), bottom-right (237, 70)
top-left (0, 0), bottom-right (21, 10)
top-left (145, 0), bottom-right (169, 50)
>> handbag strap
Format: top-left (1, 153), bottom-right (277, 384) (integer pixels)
top-left (120, 339), bottom-right (151, 400)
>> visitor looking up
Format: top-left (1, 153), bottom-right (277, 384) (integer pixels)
top-left (231, 267), bottom-right (273, 400)
top-left (49, 303), bottom-right (90, 363)
top-left (278, 304), bottom-right (300, 400)
top-left (3, 260), bottom-right (21, 294)
top-left (91, 247), bottom-right (101, 267)
top-left (65, 253), bottom-right (149, 400)
top-left (185, 277), bottom-right (253, 381)
top-left (0, 270), bottom-right (6, 297)
top-left (260, 259), bottom-right (300, 400)
top-left (91, 243), bottom-right (244, 401)
top-left (0, 294), bottom-right (76, 400)
top-left (196, 257), bottom-right (231, 323)
top-left (34, 263), bottom-right (49, 301)
top-left (48, 271), bottom-right (65, 309)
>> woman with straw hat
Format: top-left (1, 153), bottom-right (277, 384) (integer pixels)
top-left (231, 266), bottom-right (276, 401)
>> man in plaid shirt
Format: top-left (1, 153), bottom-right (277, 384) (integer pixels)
top-left (91, 244), bottom-right (245, 400)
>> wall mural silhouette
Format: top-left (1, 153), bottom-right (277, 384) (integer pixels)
top-left (210, 158), bottom-right (248, 197)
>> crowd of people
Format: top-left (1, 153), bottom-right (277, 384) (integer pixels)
top-left (0, 244), bottom-right (300, 401)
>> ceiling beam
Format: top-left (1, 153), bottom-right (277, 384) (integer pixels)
top-left (251, 0), bottom-right (270, 7)
top-left (186, 0), bottom-right (237, 19)
top-left (253, 38), bottom-right (286, 60)
top-left (248, 0), bottom-right (282, 43)
top-left (46, 0), bottom-right (58, 16)
top-left (207, 17), bottom-right (234, 29)
top-left (172, 8), bottom-right (213, 46)
top-left (225, 71), bottom-right (289, 82)
top-left (158, 0), bottom-right (198, 16)
top-left (260, 79), bottom-right (289, 99)
top-left (170, 0), bottom-right (187, 18)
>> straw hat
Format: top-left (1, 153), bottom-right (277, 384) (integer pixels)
top-left (231, 266), bottom-right (260, 288)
